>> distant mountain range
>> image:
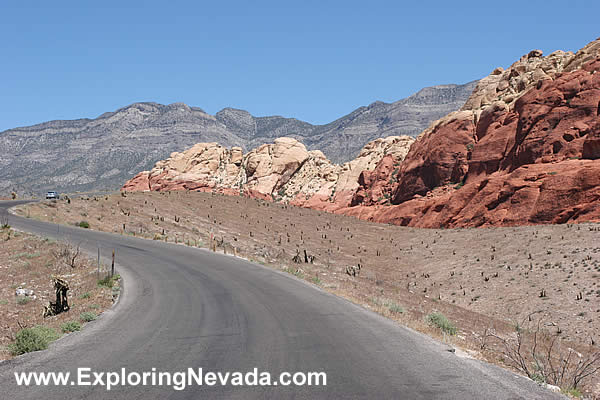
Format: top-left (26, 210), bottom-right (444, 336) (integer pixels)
top-left (0, 80), bottom-right (477, 195)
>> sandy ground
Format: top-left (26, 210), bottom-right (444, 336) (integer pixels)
top-left (15, 192), bottom-right (600, 395)
top-left (0, 226), bottom-right (118, 360)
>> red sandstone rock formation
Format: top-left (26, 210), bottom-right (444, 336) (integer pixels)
top-left (122, 136), bottom-right (415, 209)
top-left (123, 38), bottom-right (600, 229)
top-left (350, 41), bottom-right (600, 227)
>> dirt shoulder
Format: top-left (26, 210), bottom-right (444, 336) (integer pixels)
top-left (15, 192), bottom-right (600, 396)
top-left (0, 225), bottom-right (119, 360)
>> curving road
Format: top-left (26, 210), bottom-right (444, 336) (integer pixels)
top-left (0, 201), bottom-right (562, 399)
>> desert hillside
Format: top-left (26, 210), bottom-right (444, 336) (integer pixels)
top-left (16, 191), bottom-right (600, 394)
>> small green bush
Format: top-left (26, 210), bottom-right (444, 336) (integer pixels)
top-left (97, 274), bottom-right (118, 288)
top-left (79, 292), bottom-right (91, 299)
top-left (16, 297), bottom-right (31, 305)
top-left (77, 221), bottom-right (90, 229)
top-left (561, 387), bottom-right (582, 398)
top-left (388, 303), bottom-right (404, 314)
top-left (9, 326), bottom-right (60, 355)
top-left (80, 311), bottom-right (97, 322)
top-left (426, 312), bottom-right (457, 335)
top-left (61, 321), bottom-right (81, 333)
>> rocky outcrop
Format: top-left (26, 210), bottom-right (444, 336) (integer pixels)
top-left (122, 136), bottom-right (416, 210)
top-left (124, 38), bottom-right (600, 229)
top-left (344, 160), bottom-right (600, 227)
top-left (349, 38), bottom-right (600, 227)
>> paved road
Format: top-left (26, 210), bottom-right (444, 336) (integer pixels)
top-left (0, 201), bottom-right (562, 399)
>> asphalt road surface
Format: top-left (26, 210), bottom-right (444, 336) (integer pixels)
top-left (0, 201), bottom-right (563, 399)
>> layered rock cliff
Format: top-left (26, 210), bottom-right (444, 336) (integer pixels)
top-left (124, 38), bottom-right (600, 228)
top-left (348, 38), bottom-right (600, 227)
top-left (122, 136), bottom-right (416, 211)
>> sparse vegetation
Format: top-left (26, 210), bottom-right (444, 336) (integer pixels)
top-left (61, 321), bottom-right (82, 333)
top-left (387, 302), bottom-right (404, 314)
top-left (486, 313), bottom-right (600, 391)
top-left (77, 220), bottom-right (90, 229)
top-left (97, 274), bottom-right (119, 288)
top-left (561, 387), bottom-right (583, 398)
top-left (79, 311), bottom-right (97, 322)
top-left (9, 326), bottom-right (60, 355)
top-left (426, 312), bottom-right (457, 335)
top-left (14, 191), bottom-right (600, 392)
top-left (16, 297), bottom-right (31, 305)
top-left (0, 229), bottom-right (114, 360)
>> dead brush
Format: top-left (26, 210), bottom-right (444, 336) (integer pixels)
top-left (1, 215), bottom-right (10, 229)
top-left (485, 312), bottom-right (600, 391)
top-left (51, 242), bottom-right (81, 271)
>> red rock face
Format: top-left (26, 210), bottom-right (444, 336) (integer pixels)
top-left (351, 59), bottom-right (600, 227)
top-left (351, 155), bottom-right (398, 206)
top-left (122, 172), bottom-right (151, 192)
top-left (350, 160), bottom-right (600, 227)
top-left (501, 60), bottom-right (600, 171)
top-left (122, 51), bottom-right (600, 229)
top-left (391, 113), bottom-right (475, 204)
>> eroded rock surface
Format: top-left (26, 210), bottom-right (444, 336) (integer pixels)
top-left (350, 39), bottom-right (600, 227)
top-left (123, 136), bottom-right (416, 210)
top-left (124, 38), bottom-right (600, 228)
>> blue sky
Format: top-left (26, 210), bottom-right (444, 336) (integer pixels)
top-left (0, 1), bottom-right (598, 131)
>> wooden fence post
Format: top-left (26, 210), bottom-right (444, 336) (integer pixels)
top-left (97, 247), bottom-right (100, 280)
top-left (111, 249), bottom-right (115, 277)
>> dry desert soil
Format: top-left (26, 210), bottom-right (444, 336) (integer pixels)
top-left (14, 192), bottom-right (600, 395)
top-left (0, 225), bottom-right (118, 360)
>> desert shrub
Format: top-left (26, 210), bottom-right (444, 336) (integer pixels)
top-left (61, 321), bottom-right (81, 333)
top-left (79, 292), bottom-right (91, 299)
top-left (9, 326), bottom-right (60, 355)
top-left (77, 221), bottom-right (90, 229)
top-left (561, 388), bottom-right (582, 398)
top-left (487, 313), bottom-right (600, 391)
top-left (97, 274), bottom-right (119, 288)
top-left (80, 311), bottom-right (97, 322)
top-left (387, 303), bottom-right (404, 314)
top-left (16, 297), bottom-right (31, 305)
top-left (426, 312), bottom-right (457, 335)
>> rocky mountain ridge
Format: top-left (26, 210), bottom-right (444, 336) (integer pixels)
top-left (0, 81), bottom-right (475, 195)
